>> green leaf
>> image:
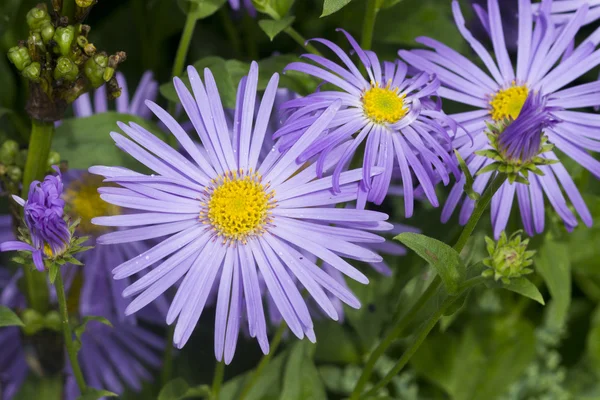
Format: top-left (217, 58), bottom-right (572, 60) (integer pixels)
top-left (314, 321), bottom-right (361, 364)
top-left (54, 112), bottom-right (166, 171)
top-left (321, 0), bottom-right (352, 17)
top-left (258, 16), bottom-right (295, 41)
top-left (77, 388), bottom-right (118, 400)
top-left (485, 277), bottom-right (545, 305)
top-left (280, 341), bottom-right (326, 400)
top-left (74, 316), bottom-right (113, 352)
top-left (535, 238), bottom-right (571, 329)
top-left (252, 0), bottom-right (295, 20)
top-left (158, 378), bottom-right (189, 400)
top-left (48, 264), bottom-right (59, 284)
top-left (395, 232), bottom-right (466, 295)
top-left (0, 305), bottom-right (24, 327)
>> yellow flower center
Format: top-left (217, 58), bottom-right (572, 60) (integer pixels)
top-left (490, 85), bottom-right (529, 121)
top-left (201, 170), bottom-right (275, 244)
top-left (362, 85), bottom-right (408, 124)
top-left (64, 174), bottom-right (120, 235)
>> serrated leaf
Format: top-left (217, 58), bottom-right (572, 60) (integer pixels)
top-left (485, 277), bottom-right (545, 305)
top-left (54, 113), bottom-right (166, 171)
top-left (77, 388), bottom-right (117, 400)
top-left (258, 16), bottom-right (295, 41)
top-left (321, 0), bottom-right (352, 16)
top-left (0, 305), bottom-right (24, 327)
top-left (395, 232), bottom-right (466, 295)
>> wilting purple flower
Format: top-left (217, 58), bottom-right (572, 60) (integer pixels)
top-left (228, 0), bottom-right (256, 17)
top-left (277, 30), bottom-right (459, 215)
top-left (0, 169), bottom-right (70, 270)
top-left (533, 0), bottom-right (600, 26)
top-left (90, 61), bottom-right (391, 363)
top-left (73, 71), bottom-right (158, 119)
top-left (401, 0), bottom-right (600, 237)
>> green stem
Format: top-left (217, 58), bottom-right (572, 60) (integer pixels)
top-left (238, 322), bottom-right (287, 400)
top-left (211, 361), bottom-right (225, 399)
top-left (361, 276), bottom-right (486, 399)
top-left (61, 0), bottom-right (76, 20)
top-left (21, 119), bottom-right (54, 314)
top-left (360, 0), bottom-right (379, 50)
top-left (284, 27), bottom-right (322, 56)
top-left (350, 173), bottom-right (507, 399)
top-left (55, 272), bottom-right (87, 393)
top-left (160, 324), bottom-right (175, 386)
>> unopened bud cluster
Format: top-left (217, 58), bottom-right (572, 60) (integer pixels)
top-left (475, 119), bottom-right (557, 185)
top-left (6, 3), bottom-right (126, 121)
top-left (0, 139), bottom-right (59, 189)
top-left (482, 231), bottom-right (535, 284)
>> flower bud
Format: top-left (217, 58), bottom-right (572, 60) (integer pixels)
top-left (54, 56), bottom-right (79, 81)
top-left (7, 46), bottom-right (32, 71)
top-left (84, 53), bottom-right (108, 88)
top-left (6, 165), bottom-right (22, 182)
top-left (482, 231), bottom-right (535, 284)
top-left (22, 62), bottom-right (42, 82)
top-left (41, 22), bottom-right (55, 44)
top-left (47, 151), bottom-right (61, 167)
top-left (0, 140), bottom-right (20, 165)
top-left (53, 25), bottom-right (76, 56)
top-left (26, 7), bottom-right (51, 31)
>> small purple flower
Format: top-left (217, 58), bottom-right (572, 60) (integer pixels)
top-left (228, 0), bottom-right (256, 17)
top-left (277, 30), bottom-right (459, 215)
top-left (0, 169), bottom-right (70, 270)
top-left (402, 0), bottom-right (600, 237)
top-left (90, 61), bottom-right (392, 363)
top-left (73, 71), bottom-right (158, 119)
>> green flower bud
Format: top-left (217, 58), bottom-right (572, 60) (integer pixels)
top-left (26, 7), bottom-right (51, 31)
top-left (41, 22), bottom-right (55, 44)
top-left (84, 53), bottom-right (108, 88)
top-left (0, 140), bottom-right (19, 165)
top-left (54, 56), bottom-right (79, 81)
top-left (482, 231), bottom-right (535, 284)
top-left (7, 46), bottom-right (31, 71)
top-left (22, 61), bottom-right (41, 82)
top-left (53, 25), bottom-right (76, 56)
top-left (103, 66), bottom-right (114, 82)
top-left (15, 149), bottom-right (28, 168)
top-left (47, 151), bottom-right (61, 167)
top-left (6, 165), bottom-right (22, 182)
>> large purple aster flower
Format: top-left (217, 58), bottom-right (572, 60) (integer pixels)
top-left (90, 61), bottom-right (391, 363)
top-left (73, 71), bottom-right (158, 119)
top-left (533, 0), bottom-right (600, 26)
top-left (0, 169), bottom-right (70, 270)
top-left (276, 30), bottom-right (459, 215)
top-left (401, 0), bottom-right (600, 237)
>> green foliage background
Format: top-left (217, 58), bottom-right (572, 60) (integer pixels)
top-left (1, 0), bottom-right (600, 399)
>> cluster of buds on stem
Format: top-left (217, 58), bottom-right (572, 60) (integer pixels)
top-left (6, 3), bottom-right (126, 122)
top-left (0, 139), bottom-right (59, 191)
top-left (482, 231), bottom-right (535, 284)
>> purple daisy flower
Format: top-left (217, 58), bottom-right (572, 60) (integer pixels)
top-left (90, 61), bottom-right (391, 364)
top-left (276, 30), bottom-right (459, 215)
top-left (470, 0), bottom-right (519, 51)
top-left (533, 0), bottom-right (600, 26)
top-left (73, 71), bottom-right (158, 119)
top-left (401, 0), bottom-right (600, 237)
top-left (0, 169), bottom-right (71, 271)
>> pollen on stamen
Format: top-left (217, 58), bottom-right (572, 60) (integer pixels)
top-left (489, 84), bottom-right (529, 122)
top-left (362, 82), bottom-right (408, 125)
top-left (199, 170), bottom-right (276, 244)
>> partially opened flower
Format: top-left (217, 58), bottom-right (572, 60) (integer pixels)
top-left (72, 71), bottom-right (158, 119)
top-left (401, 0), bottom-right (600, 236)
top-left (277, 30), bottom-right (459, 215)
top-left (533, 0), bottom-right (600, 26)
top-left (90, 62), bottom-right (391, 363)
top-left (0, 169), bottom-right (71, 270)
